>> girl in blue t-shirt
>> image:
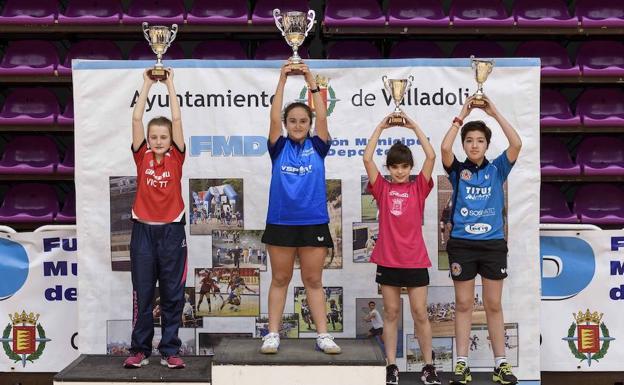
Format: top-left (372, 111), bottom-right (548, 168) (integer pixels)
top-left (440, 95), bottom-right (522, 385)
top-left (260, 61), bottom-right (341, 355)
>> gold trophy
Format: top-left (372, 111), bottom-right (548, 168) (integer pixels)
top-left (470, 57), bottom-right (494, 108)
top-left (382, 75), bottom-right (414, 125)
top-left (142, 22), bottom-right (178, 81)
top-left (273, 8), bottom-right (315, 72)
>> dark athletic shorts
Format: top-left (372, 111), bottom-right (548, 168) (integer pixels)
top-left (375, 265), bottom-right (430, 287)
top-left (369, 327), bottom-right (384, 336)
top-left (446, 237), bottom-right (508, 281)
top-left (261, 223), bottom-right (334, 248)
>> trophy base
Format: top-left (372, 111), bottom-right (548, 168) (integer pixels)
top-left (387, 115), bottom-right (406, 126)
top-left (470, 98), bottom-right (487, 108)
top-left (148, 68), bottom-right (169, 81)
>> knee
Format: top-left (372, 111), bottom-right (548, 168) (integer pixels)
top-left (455, 299), bottom-right (473, 313)
top-left (384, 306), bottom-right (400, 323)
top-left (411, 308), bottom-right (429, 324)
top-left (271, 273), bottom-right (292, 288)
top-left (484, 298), bottom-right (502, 314)
top-left (301, 275), bottom-right (322, 290)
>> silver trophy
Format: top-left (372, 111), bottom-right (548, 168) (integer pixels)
top-left (382, 76), bottom-right (414, 125)
top-left (470, 57), bottom-right (494, 108)
top-left (142, 22), bottom-right (178, 80)
top-left (273, 8), bottom-right (315, 71)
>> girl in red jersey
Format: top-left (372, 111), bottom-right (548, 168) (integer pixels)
top-left (123, 68), bottom-right (187, 370)
top-left (363, 112), bottom-right (440, 385)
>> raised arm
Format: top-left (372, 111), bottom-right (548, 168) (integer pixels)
top-left (131, 70), bottom-right (156, 151)
top-left (269, 62), bottom-right (292, 145)
top-left (301, 63), bottom-right (329, 142)
top-left (481, 95), bottom-right (522, 163)
top-left (402, 113), bottom-right (436, 182)
top-left (441, 96), bottom-right (474, 168)
top-left (363, 116), bottom-right (392, 186)
top-left (164, 68), bottom-right (184, 151)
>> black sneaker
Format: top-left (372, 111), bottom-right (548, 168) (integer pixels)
top-left (450, 361), bottom-right (472, 384)
top-left (421, 364), bottom-right (441, 385)
top-left (493, 362), bottom-right (517, 385)
top-left (386, 364), bottom-right (399, 385)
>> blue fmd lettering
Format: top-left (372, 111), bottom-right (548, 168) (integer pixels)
top-left (540, 236), bottom-right (595, 300)
top-left (43, 237), bottom-right (77, 252)
top-left (611, 261), bottom-right (624, 276)
top-left (43, 261), bottom-right (78, 276)
top-left (190, 136), bottom-right (267, 157)
top-left (611, 236), bottom-right (624, 251)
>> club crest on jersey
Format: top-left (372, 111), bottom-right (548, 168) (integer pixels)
top-left (460, 169), bottom-right (472, 181)
top-left (2, 311), bottom-right (51, 367)
top-left (451, 263), bottom-right (462, 276)
top-left (149, 160), bottom-right (154, 168)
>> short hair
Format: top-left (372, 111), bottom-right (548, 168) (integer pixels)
top-left (147, 116), bottom-right (173, 137)
top-left (461, 120), bottom-right (491, 146)
top-left (385, 142), bottom-right (414, 168)
top-left (282, 102), bottom-right (313, 125)
top-left (368, 301), bottom-right (376, 306)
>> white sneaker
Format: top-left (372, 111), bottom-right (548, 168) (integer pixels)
top-left (315, 333), bottom-right (341, 354)
top-left (260, 332), bottom-right (280, 354)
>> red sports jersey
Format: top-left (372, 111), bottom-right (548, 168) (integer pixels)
top-left (132, 141), bottom-right (185, 223)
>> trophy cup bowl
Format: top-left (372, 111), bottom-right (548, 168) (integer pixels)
top-left (273, 8), bottom-right (315, 73)
top-left (382, 75), bottom-right (414, 126)
top-left (142, 22), bottom-right (178, 81)
top-left (470, 58), bottom-right (494, 108)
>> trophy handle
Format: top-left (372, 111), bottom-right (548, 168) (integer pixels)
top-left (273, 9), bottom-right (285, 36)
top-left (306, 10), bottom-right (316, 35)
top-left (142, 22), bottom-right (150, 42)
top-left (168, 24), bottom-right (179, 47)
top-left (406, 75), bottom-right (414, 91)
top-left (382, 76), bottom-right (390, 92)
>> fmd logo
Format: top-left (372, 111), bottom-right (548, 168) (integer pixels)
top-left (189, 136), bottom-right (267, 157)
top-left (0, 238), bottom-right (29, 301)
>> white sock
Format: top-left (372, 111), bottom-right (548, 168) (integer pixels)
top-left (495, 357), bottom-right (507, 367)
top-left (457, 356), bottom-right (468, 364)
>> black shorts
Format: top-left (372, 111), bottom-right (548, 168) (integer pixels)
top-left (375, 265), bottom-right (430, 287)
top-left (261, 223), bottom-right (334, 248)
top-left (446, 238), bottom-right (508, 281)
top-left (369, 327), bottom-right (383, 336)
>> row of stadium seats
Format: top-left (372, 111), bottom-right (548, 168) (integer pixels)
top-left (541, 183), bottom-right (624, 224)
top-left (1, 39), bottom-right (623, 74)
top-left (1, 0), bottom-right (622, 28)
top-left (0, 136), bottom-right (74, 175)
top-left (1, 87), bottom-right (622, 127)
top-left (541, 136), bottom-right (624, 176)
top-left (0, 184), bottom-right (75, 223)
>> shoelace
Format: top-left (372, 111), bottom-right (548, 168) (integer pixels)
top-left (263, 333), bottom-right (279, 341)
top-left (455, 362), bottom-right (466, 374)
top-left (318, 334), bottom-right (334, 342)
top-left (499, 363), bottom-right (513, 375)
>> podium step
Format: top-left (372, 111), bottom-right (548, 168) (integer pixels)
top-left (53, 354), bottom-right (212, 384)
top-left (212, 338), bottom-right (385, 385)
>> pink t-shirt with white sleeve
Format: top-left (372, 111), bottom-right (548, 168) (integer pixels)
top-left (368, 174), bottom-right (434, 268)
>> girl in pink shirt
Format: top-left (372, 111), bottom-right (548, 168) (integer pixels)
top-left (363, 112), bottom-right (439, 385)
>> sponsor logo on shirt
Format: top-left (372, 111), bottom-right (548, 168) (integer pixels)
top-left (465, 223), bottom-right (492, 234)
top-left (460, 207), bottom-right (496, 217)
top-left (464, 186), bottom-right (492, 201)
top-left (281, 164), bottom-right (313, 175)
top-left (301, 148), bottom-right (315, 157)
top-left (390, 198), bottom-right (405, 216)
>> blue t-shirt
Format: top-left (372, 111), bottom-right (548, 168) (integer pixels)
top-left (266, 135), bottom-right (331, 225)
top-left (444, 151), bottom-right (514, 240)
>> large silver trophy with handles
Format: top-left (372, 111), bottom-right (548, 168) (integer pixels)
top-left (470, 57), bottom-right (494, 108)
top-left (273, 8), bottom-right (315, 72)
top-left (142, 22), bottom-right (178, 81)
top-left (382, 76), bottom-right (414, 125)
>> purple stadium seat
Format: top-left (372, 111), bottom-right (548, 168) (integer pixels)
top-left (540, 184), bottom-right (577, 223)
top-left (57, 0), bottom-right (122, 25)
top-left (449, 0), bottom-right (514, 27)
top-left (324, 0), bottom-right (386, 27)
top-left (0, 136), bottom-right (59, 174)
top-left (0, 183), bottom-right (59, 223)
top-left (540, 89), bottom-right (581, 127)
top-left (123, 0), bottom-right (185, 25)
top-left (515, 41), bottom-right (580, 77)
top-left (513, 0), bottom-right (578, 27)
top-left (576, 88), bottom-right (624, 127)
top-left (0, 0), bottom-right (58, 25)
top-left (451, 41), bottom-right (505, 58)
top-left (576, 0), bottom-right (624, 28)
top-left (326, 41), bottom-right (382, 59)
top-left (56, 190), bottom-right (76, 223)
top-left (576, 41), bottom-right (624, 77)
top-left (58, 101), bottom-right (74, 125)
top-left (389, 41), bottom-right (445, 59)
top-left (252, 0), bottom-right (309, 26)
top-left (193, 41), bottom-right (247, 60)
top-left (187, 0), bottom-right (248, 25)
top-left (540, 136), bottom-right (580, 176)
top-left (254, 40), bottom-right (308, 60)
top-left (574, 184), bottom-right (624, 224)
top-left (57, 145), bottom-right (75, 174)
top-left (576, 136), bottom-right (624, 176)
top-left (57, 41), bottom-right (123, 76)
top-left (388, 0), bottom-right (449, 27)
top-left (0, 40), bottom-right (59, 76)
top-left (129, 42), bottom-right (185, 61)
top-left (0, 88), bottom-right (59, 125)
